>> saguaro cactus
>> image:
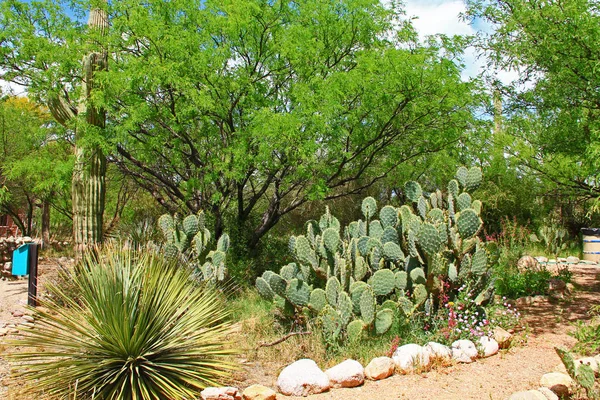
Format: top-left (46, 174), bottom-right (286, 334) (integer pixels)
top-left (51, 4), bottom-right (108, 253)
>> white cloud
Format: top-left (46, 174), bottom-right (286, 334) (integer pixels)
top-left (400, 0), bottom-right (520, 86)
top-left (404, 0), bottom-right (473, 38)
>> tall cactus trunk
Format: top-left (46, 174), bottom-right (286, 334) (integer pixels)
top-left (72, 6), bottom-right (108, 254)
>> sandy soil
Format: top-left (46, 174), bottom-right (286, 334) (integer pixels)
top-left (1, 262), bottom-right (598, 399)
top-left (0, 259), bottom-right (64, 399)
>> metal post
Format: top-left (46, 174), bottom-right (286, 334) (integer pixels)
top-left (27, 243), bottom-right (39, 307)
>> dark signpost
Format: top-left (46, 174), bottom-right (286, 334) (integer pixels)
top-left (11, 242), bottom-right (39, 307)
top-left (27, 243), bottom-right (39, 307)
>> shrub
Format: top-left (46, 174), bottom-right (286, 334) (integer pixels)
top-left (11, 246), bottom-right (237, 399)
top-left (494, 268), bottom-right (552, 299)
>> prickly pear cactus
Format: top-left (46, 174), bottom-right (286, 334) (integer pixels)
top-left (158, 211), bottom-right (230, 282)
top-left (255, 166), bottom-right (493, 347)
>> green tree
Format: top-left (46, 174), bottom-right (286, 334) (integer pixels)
top-left (0, 95), bottom-right (72, 241)
top-left (106, 0), bottom-right (483, 249)
top-left (466, 0), bottom-right (600, 216)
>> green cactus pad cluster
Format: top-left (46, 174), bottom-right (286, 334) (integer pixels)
top-left (158, 211), bottom-right (229, 282)
top-left (254, 166), bottom-right (493, 348)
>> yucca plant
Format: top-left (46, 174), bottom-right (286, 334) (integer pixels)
top-left (11, 246), bottom-right (237, 399)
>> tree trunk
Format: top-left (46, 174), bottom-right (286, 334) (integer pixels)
top-left (72, 6), bottom-right (108, 254)
top-left (41, 198), bottom-right (51, 248)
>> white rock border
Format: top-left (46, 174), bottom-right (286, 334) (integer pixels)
top-left (198, 333), bottom-right (512, 398)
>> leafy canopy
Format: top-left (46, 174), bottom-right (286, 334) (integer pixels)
top-left (1, 0), bottom-right (484, 247)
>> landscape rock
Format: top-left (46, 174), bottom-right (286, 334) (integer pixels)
top-left (392, 344), bottom-right (430, 371)
top-left (277, 359), bottom-right (330, 396)
top-left (242, 384), bottom-right (277, 400)
top-left (364, 357), bottom-right (395, 380)
top-left (537, 387), bottom-right (559, 400)
top-left (493, 327), bottom-right (513, 349)
top-left (200, 386), bottom-right (242, 400)
top-left (548, 278), bottom-right (567, 294)
top-left (575, 357), bottom-right (599, 374)
top-left (0, 327), bottom-right (7, 336)
top-left (12, 310), bottom-right (23, 318)
top-left (517, 256), bottom-right (539, 272)
top-left (325, 359), bottom-right (364, 388)
top-left (451, 340), bottom-right (478, 363)
top-left (535, 256), bottom-right (549, 263)
top-left (557, 257), bottom-right (567, 263)
top-left (424, 342), bottom-right (452, 360)
top-left (566, 256), bottom-right (580, 264)
top-left (507, 390), bottom-right (548, 400)
top-left (478, 336), bottom-right (499, 357)
top-left (539, 372), bottom-right (573, 397)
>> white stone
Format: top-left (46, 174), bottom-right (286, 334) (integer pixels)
top-left (22, 315), bottom-right (34, 323)
top-left (507, 390), bottom-right (548, 400)
top-left (325, 359), bottom-right (364, 388)
top-left (277, 359), bottom-right (330, 396)
top-left (364, 357), bottom-right (395, 380)
top-left (424, 342), bottom-right (452, 360)
top-left (451, 340), bottom-right (478, 363)
top-left (0, 328), bottom-right (7, 336)
top-left (200, 387), bottom-right (242, 400)
top-left (478, 336), bottom-right (499, 357)
top-left (540, 372), bottom-right (574, 397)
top-left (537, 387), bottom-right (559, 400)
top-left (566, 256), bottom-right (580, 264)
top-left (535, 256), bottom-right (549, 263)
top-left (392, 344), bottom-right (430, 371)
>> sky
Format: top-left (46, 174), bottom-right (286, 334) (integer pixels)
top-left (1, 0), bottom-right (516, 96)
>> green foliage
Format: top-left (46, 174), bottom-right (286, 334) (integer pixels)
top-left (531, 223), bottom-right (569, 257)
top-left (256, 166), bottom-right (494, 348)
top-left (0, 96), bottom-right (72, 236)
top-left (467, 0), bottom-right (600, 212)
top-left (158, 211), bottom-right (230, 282)
top-left (494, 268), bottom-right (552, 299)
top-left (10, 247), bottom-right (237, 399)
top-left (0, 0), bottom-right (484, 251)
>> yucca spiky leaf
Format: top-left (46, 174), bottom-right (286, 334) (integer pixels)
top-left (10, 247), bottom-right (237, 399)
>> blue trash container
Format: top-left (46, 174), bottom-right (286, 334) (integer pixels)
top-left (12, 243), bottom-right (30, 276)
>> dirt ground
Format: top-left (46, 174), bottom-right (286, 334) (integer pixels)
top-left (0, 259), bottom-right (65, 399)
top-left (0, 262), bottom-right (598, 399)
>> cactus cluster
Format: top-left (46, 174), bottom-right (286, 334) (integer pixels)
top-left (158, 211), bottom-right (230, 282)
top-left (256, 167), bottom-right (495, 345)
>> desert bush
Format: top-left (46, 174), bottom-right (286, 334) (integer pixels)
top-left (11, 246), bottom-right (237, 399)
